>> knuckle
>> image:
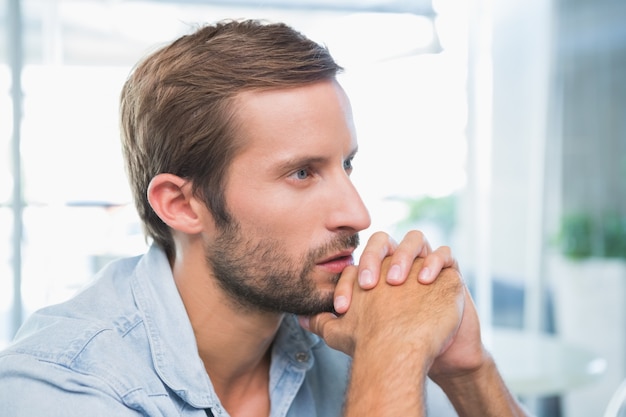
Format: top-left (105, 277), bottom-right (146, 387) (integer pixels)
top-left (361, 245), bottom-right (390, 260)
top-left (438, 245), bottom-right (452, 255)
top-left (406, 229), bottom-right (425, 241)
top-left (367, 231), bottom-right (389, 243)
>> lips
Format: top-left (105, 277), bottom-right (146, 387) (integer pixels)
top-left (316, 251), bottom-right (355, 274)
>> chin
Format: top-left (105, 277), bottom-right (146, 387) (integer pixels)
top-left (291, 295), bottom-right (335, 316)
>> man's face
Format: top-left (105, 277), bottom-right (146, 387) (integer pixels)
top-left (204, 80), bottom-right (371, 315)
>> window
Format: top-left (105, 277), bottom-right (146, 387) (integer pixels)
top-left (2, 0), bottom-right (466, 343)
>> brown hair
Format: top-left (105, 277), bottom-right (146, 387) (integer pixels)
top-left (120, 19), bottom-right (342, 258)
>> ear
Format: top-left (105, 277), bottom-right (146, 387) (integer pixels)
top-left (147, 173), bottom-right (204, 234)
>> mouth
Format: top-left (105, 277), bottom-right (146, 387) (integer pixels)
top-left (316, 250), bottom-right (356, 274)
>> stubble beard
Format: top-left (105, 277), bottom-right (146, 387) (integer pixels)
top-left (205, 221), bottom-right (359, 316)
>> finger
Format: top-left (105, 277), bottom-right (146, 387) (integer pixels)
top-left (385, 230), bottom-right (432, 285)
top-left (301, 311), bottom-right (336, 335)
top-left (417, 245), bottom-right (458, 284)
top-left (333, 265), bottom-right (358, 314)
top-left (356, 232), bottom-right (398, 289)
top-left (301, 312), bottom-right (355, 356)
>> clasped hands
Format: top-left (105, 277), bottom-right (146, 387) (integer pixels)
top-left (299, 230), bottom-right (486, 382)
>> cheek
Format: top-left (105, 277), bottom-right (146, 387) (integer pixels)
top-left (229, 188), bottom-right (321, 242)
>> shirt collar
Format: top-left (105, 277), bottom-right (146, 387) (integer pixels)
top-left (129, 244), bottom-right (324, 409)
top-left (131, 244), bottom-right (217, 409)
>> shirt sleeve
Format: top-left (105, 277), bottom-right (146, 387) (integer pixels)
top-left (0, 353), bottom-right (145, 417)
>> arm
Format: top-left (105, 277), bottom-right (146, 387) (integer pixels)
top-left (345, 331), bottom-right (431, 416)
top-left (302, 257), bottom-right (530, 417)
top-left (427, 291), bottom-right (529, 417)
top-left (431, 354), bottom-right (528, 417)
top-left (302, 258), bottom-right (464, 417)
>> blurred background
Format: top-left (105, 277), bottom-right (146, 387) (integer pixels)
top-left (1, 0), bottom-right (625, 416)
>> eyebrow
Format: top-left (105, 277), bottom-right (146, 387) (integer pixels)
top-left (275, 146), bottom-right (359, 174)
top-left (275, 156), bottom-right (328, 175)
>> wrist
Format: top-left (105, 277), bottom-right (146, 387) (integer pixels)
top-left (429, 344), bottom-right (491, 385)
top-left (430, 349), bottom-right (494, 391)
top-left (431, 352), bottom-right (527, 417)
top-left (346, 340), bottom-right (431, 417)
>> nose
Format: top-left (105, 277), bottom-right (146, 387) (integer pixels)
top-left (327, 174), bottom-right (371, 233)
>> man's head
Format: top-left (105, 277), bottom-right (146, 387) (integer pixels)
top-left (120, 20), bottom-right (371, 315)
top-left (120, 19), bottom-right (342, 258)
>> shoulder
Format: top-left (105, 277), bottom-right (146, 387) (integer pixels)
top-left (0, 330), bottom-right (169, 415)
top-left (0, 302), bottom-right (160, 391)
top-left (0, 310), bottom-right (176, 416)
top-left (0, 254), bottom-right (174, 415)
top-left (9, 254), bottom-right (146, 367)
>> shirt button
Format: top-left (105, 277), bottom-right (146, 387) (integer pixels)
top-left (295, 352), bottom-right (309, 363)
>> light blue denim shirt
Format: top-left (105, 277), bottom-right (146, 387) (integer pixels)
top-left (0, 244), bottom-right (351, 417)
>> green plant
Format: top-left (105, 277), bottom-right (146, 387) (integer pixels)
top-left (558, 213), bottom-right (594, 259)
top-left (602, 212), bottom-right (626, 258)
top-left (393, 194), bottom-right (457, 238)
top-left (557, 211), bottom-right (626, 260)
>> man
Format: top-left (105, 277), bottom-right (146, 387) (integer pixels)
top-left (0, 20), bottom-right (529, 416)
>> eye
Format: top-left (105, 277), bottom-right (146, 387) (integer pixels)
top-left (343, 156), bottom-right (354, 172)
top-left (290, 168), bottom-right (311, 180)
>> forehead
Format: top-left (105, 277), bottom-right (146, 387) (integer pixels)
top-left (231, 80), bottom-right (357, 160)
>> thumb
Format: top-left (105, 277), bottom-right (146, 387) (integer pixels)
top-left (298, 312), bottom-right (337, 337)
top-left (299, 312), bottom-right (354, 356)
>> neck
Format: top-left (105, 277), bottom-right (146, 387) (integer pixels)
top-left (171, 244), bottom-right (282, 412)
